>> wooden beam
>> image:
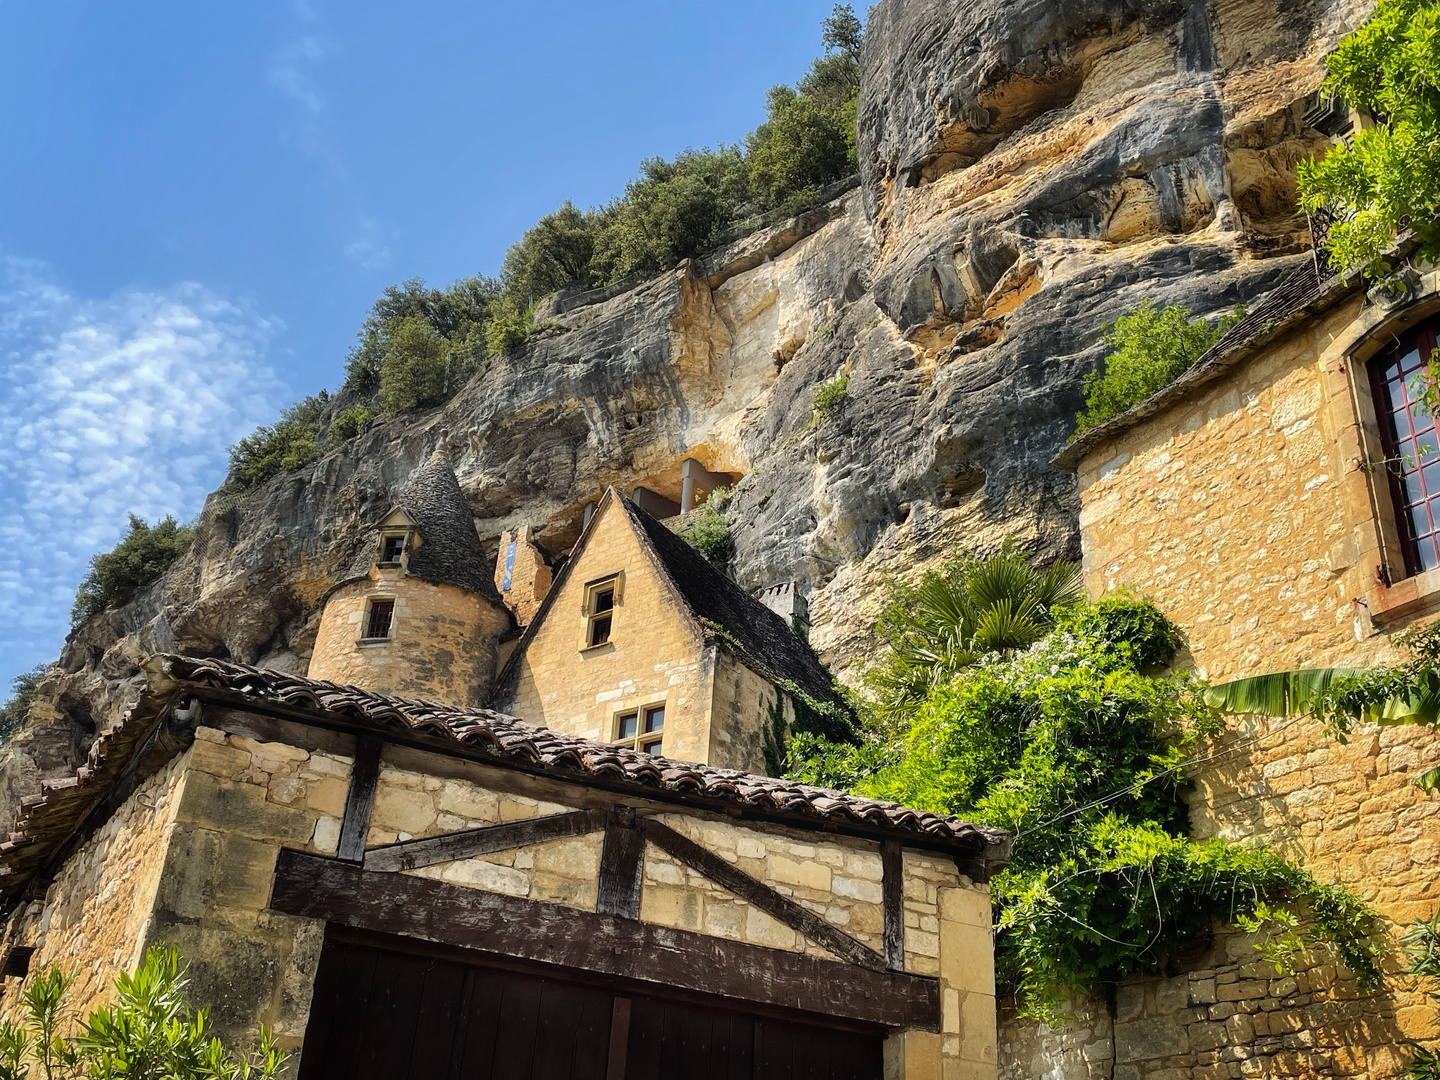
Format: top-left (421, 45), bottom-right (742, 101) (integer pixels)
top-left (364, 809), bottom-right (608, 873)
top-left (881, 840), bottom-right (904, 972)
top-left (271, 850), bottom-right (939, 1031)
top-left (643, 819), bottom-right (886, 972)
top-left (336, 736), bottom-right (382, 863)
top-left (596, 807), bottom-right (645, 919)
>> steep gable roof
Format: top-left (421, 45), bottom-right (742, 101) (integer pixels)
top-left (340, 457), bottom-right (502, 603)
top-left (493, 489), bottom-right (844, 713)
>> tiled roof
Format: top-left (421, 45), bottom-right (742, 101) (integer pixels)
top-left (0, 656), bottom-right (1006, 903)
top-left (340, 457), bottom-right (504, 602)
top-left (616, 494), bottom-right (846, 712)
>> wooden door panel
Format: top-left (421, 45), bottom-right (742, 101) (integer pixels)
top-left (298, 937), bottom-right (880, 1080)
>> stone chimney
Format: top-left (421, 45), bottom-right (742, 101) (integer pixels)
top-left (759, 581), bottom-right (810, 640)
top-left (494, 525), bottom-right (553, 626)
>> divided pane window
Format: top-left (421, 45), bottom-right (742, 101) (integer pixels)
top-left (585, 581), bottom-right (617, 648)
top-left (1371, 316), bottom-right (1440, 576)
top-left (380, 535), bottom-right (406, 565)
top-left (365, 600), bottom-right (394, 640)
top-left (615, 704), bottom-right (664, 754)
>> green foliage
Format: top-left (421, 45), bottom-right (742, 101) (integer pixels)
top-left (1401, 910), bottom-right (1440, 1078)
top-left (499, 201), bottom-right (598, 306)
top-left (1059, 593), bottom-right (1184, 670)
top-left (377, 316), bottom-right (460, 415)
top-left (679, 488), bottom-right (733, 570)
top-left (326, 405), bottom-right (372, 443)
top-left (1074, 301), bottom-right (1245, 435)
top-left (0, 946), bottom-right (286, 1080)
top-left (483, 302), bottom-right (535, 357)
top-left (1296, 0), bottom-right (1440, 276)
top-left (792, 600), bottom-right (1382, 1017)
top-left (813, 375), bottom-right (850, 416)
top-left (72, 516), bottom-right (195, 626)
top-left (747, 87), bottom-right (855, 209)
top-left (866, 543), bottom-right (1084, 719)
top-left (343, 277), bottom-right (499, 394)
top-left (763, 682), bottom-right (861, 777)
top-left (227, 394), bottom-right (330, 490)
top-left (0, 665), bottom-right (48, 744)
top-left (821, 4), bottom-right (863, 64)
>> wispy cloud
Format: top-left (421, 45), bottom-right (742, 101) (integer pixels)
top-left (0, 254), bottom-right (284, 686)
top-left (268, 2), bottom-right (330, 122)
top-left (268, 1), bottom-right (394, 268)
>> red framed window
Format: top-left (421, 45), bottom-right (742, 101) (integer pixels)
top-left (1371, 315), bottom-right (1440, 576)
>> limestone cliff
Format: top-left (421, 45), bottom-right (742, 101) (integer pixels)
top-left (5, 0), bottom-right (1371, 828)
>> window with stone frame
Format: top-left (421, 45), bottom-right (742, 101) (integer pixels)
top-left (583, 575), bottom-right (621, 648)
top-left (1370, 314), bottom-right (1440, 576)
top-left (379, 533), bottom-right (407, 566)
top-left (364, 598), bottom-right (395, 640)
top-left (614, 703), bottom-right (664, 755)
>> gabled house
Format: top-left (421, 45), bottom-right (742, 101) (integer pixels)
top-left (492, 488), bottom-right (845, 772)
top-left (0, 655), bottom-right (1007, 1080)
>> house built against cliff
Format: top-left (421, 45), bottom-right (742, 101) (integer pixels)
top-left (1046, 255), bottom-right (1440, 1077)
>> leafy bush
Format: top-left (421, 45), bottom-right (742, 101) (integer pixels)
top-left (0, 945), bottom-right (286, 1080)
top-left (680, 488), bottom-right (733, 570)
top-left (484, 302), bottom-right (535, 357)
top-left (0, 665), bottom-right (48, 743)
top-left (1074, 300), bottom-right (1245, 435)
top-left (747, 87), bottom-right (855, 209)
top-left (72, 516), bottom-right (195, 625)
top-left (813, 375), bottom-right (850, 416)
top-left (792, 599), bottom-right (1383, 1017)
top-left (227, 394), bottom-right (329, 489)
top-left (1400, 910), bottom-right (1440, 1078)
top-left (1297, 0), bottom-right (1440, 277)
top-left (327, 404), bottom-right (372, 443)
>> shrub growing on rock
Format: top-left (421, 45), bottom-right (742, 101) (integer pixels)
top-left (227, 394), bottom-right (329, 489)
top-left (0, 665), bottom-right (48, 743)
top-left (813, 375), bottom-right (850, 417)
top-left (1073, 300), bottom-right (1244, 435)
top-left (72, 515), bottom-right (195, 625)
top-left (327, 404), bottom-right (373, 443)
top-left (1297, 0), bottom-right (1440, 276)
top-left (680, 489), bottom-right (734, 571)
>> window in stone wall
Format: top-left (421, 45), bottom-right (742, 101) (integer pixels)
top-left (615, 703), bottom-right (664, 754)
top-left (379, 534), bottom-right (407, 565)
top-left (1371, 314), bottom-right (1440, 576)
top-left (364, 599), bottom-right (395, 640)
top-left (583, 574), bottom-right (621, 648)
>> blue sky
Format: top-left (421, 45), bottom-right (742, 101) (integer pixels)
top-left (0, 0), bottom-right (845, 689)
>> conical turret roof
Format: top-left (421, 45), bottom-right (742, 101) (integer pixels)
top-left (340, 457), bottom-right (502, 603)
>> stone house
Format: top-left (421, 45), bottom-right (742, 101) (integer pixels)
top-left (307, 457), bottom-right (514, 708)
top-left (1045, 252), bottom-right (1440, 1079)
top-left (0, 655), bottom-right (1007, 1079)
top-left (493, 487), bottom-right (846, 774)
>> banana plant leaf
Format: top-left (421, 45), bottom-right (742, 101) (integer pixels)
top-left (1202, 668), bottom-right (1369, 717)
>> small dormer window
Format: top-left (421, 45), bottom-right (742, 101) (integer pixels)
top-left (380, 535), bottom-right (406, 566)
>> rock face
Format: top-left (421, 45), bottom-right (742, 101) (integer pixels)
top-left (8, 0), bottom-right (1367, 897)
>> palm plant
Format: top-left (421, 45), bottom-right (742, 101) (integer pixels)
top-left (1203, 624), bottom-right (1440, 792)
top-left (867, 543), bottom-right (1084, 718)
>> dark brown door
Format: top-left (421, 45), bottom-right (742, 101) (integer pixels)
top-left (298, 937), bottom-right (882, 1080)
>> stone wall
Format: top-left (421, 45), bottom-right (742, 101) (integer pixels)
top-left (1037, 286), bottom-right (1440, 1078)
top-left (709, 648), bottom-right (793, 774)
top-left (308, 564), bottom-right (508, 707)
top-left (0, 753), bottom-right (188, 1019)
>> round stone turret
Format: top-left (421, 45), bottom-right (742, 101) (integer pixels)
top-left (307, 458), bottom-right (512, 706)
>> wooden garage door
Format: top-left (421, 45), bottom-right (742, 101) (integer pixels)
top-left (298, 939), bottom-right (883, 1080)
